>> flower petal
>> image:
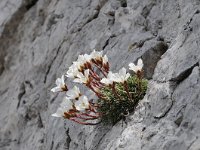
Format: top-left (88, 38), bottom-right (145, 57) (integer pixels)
top-left (125, 73), bottom-right (130, 80)
top-left (102, 55), bottom-right (108, 64)
top-left (51, 107), bottom-right (64, 117)
top-left (73, 78), bottom-right (82, 83)
top-left (66, 86), bottom-right (80, 99)
top-left (61, 75), bottom-right (65, 85)
top-left (60, 97), bottom-right (73, 110)
top-left (56, 78), bottom-right (62, 86)
top-left (51, 87), bottom-right (61, 93)
top-left (137, 58), bottom-right (143, 69)
top-left (129, 63), bottom-right (137, 72)
top-left (119, 67), bottom-right (126, 76)
top-left (84, 69), bottom-right (90, 78)
top-left (75, 95), bottom-right (89, 112)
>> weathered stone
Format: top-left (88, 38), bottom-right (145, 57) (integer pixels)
top-left (0, 0), bottom-right (200, 150)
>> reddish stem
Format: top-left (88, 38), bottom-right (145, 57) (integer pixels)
top-left (124, 81), bottom-right (131, 100)
top-left (80, 113), bottom-right (99, 118)
top-left (111, 83), bottom-right (121, 100)
top-left (92, 63), bottom-right (107, 77)
top-left (86, 84), bottom-right (106, 100)
top-left (89, 69), bottom-right (101, 81)
top-left (76, 114), bottom-right (99, 120)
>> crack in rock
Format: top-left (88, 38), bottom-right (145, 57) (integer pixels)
top-left (25, 0), bottom-right (39, 10)
top-left (64, 128), bottom-right (71, 150)
top-left (154, 98), bottom-right (173, 119)
top-left (142, 41), bottom-right (169, 79)
top-left (17, 83), bottom-right (26, 109)
top-left (38, 113), bottom-right (44, 128)
top-left (170, 62), bottom-right (199, 85)
top-left (141, 2), bottom-right (156, 19)
top-left (43, 41), bottom-right (64, 83)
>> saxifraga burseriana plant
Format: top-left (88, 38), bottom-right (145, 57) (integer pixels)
top-left (51, 50), bottom-right (148, 125)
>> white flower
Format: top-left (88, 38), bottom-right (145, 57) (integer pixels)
top-left (77, 54), bottom-right (91, 65)
top-left (129, 58), bottom-right (143, 73)
top-left (90, 50), bottom-right (103, 61)
top-left (51, 75), bottom-right (67, 92)
top-left (75, 95), bottom-right (90, 112)
top-left (60, 97), bottom-right (74, 109)
top-left (102, 55), bottom-right (108, 65)
top-left (52, 97), bottom-right (73, 117)
top-left (51, 107), bottom-right (65, 117)
top-left (100, 78), bottom-right (112, 85)
top-left (100, 71), bottom-right (115, 85)
top-left (113, 67), bottom-right (130, 83)
top-left (66, 86), bottom-right (81, 100)
top-left (73, 69), bottom-right (90, 84)
top-left (66, 64), bottom-right (79, 78)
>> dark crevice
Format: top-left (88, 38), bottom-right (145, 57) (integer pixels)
top-left (0, 5), bottom-right (26, 41)
top-left (98, 0), bottom-right (109, 9)
top-left (43, 42), bottom-right (63, 83)
top-left (94, 132), bottom-right (109, 149)
top-left (117, 0), bottom-right (127, 7)
top-left (17, 83), bottom-right (26, 109)
top-left (174, 115), bottom-right (183, 126)
top-left (195, 9), bottom-right (200, 14)
top-left (73, 0), bottom-right (109, 33)
top-left (76, 10), bottom-right (100, 32)
top-left (146, 132), bottom-right (157, 141)
top-left (37, 113), bottom-right (44, 128)
top-left (24, 80), bottom-right (33, 89)
top-left (25, 0), bottom-right (39, 10)
top-left (187, 137), bottom-right (198, 150)
top-left (86, 11), bottom-right (99, 25)
top-left (128, 37), bottom-right (154, 51)
top-left (153, 61), bottom-right (198, 120)
top-left (0, 61), bottom-right (5, 76)
top-left (46, 13), bottom-right (64, 31)
top-left (24, 112), bottom-right (32, 121)
top-left (141, 2), bottom-right (156, 18)
top-left (0, 3), bottom-right (27, 73)
top-left (50, 141), bottom-right (54, 150)
top-left (64, 128), bottom-right (71, 150)
top-left (170, 62), bottom-right (199, 85)
top-left (0, 0), bottom-right (39, 73)
top-left (102, 38), bottom-right (110, 50)
top-left (0, 88), bottom-right (8, 95)
top-left (154, 94), bottom-right (174, 119)
top-left (142, 41), bottom-right (169, 79)
top-left (91, 126), bottom-right (112, 150)
top-left (102, 35), bottom-right (117, 50)
top-left (0, 139), bottom-right (15, 148)
top-left (24, 107), bottom-right (38, 122)
top-left (174, 105), bottom-right (187, 127)
top-left (178, 10), bottom-right (200, 48)
top-left (50, 94), bottom-right (58, 104)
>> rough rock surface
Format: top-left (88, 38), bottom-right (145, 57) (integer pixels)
top-left (0, 0), bottom-right (200, 150)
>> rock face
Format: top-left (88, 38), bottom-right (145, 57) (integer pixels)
top-left (0, 0), bottom-right (200, 150)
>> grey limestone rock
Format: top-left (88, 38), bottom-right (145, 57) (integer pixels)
top-left (0, 0), bottom-right (200, 150)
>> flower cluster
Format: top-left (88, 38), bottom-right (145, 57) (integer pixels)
top-left (51, 50), bottom-right (147, 125)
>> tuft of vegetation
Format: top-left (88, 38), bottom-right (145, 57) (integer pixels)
top-left (51, 49), bottom-right (147, 126)
top-left (98, 76), bottom-right (148, 125)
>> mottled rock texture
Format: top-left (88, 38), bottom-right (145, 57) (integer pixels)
top-left (0, 0), bottom-right (200, 150)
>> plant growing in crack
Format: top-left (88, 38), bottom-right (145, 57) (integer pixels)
top-left (51, 50), bottom-right (147, 125)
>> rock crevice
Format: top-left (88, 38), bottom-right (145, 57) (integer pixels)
top-left (0, 0), bottom-right (200, 150)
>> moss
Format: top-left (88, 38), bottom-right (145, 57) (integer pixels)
top-left (98, 76), bottom-right (148, 125)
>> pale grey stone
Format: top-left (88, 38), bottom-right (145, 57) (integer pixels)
top-left (0, 0), bottom-right (200, 150)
